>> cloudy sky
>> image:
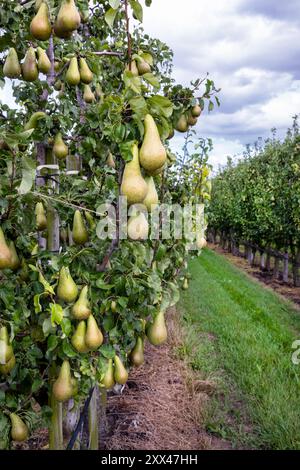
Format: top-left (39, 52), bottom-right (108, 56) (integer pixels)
top-left (143, 0), bottom-right (300, 168)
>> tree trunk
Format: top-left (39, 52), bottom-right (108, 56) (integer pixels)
top-left (282, 252), bottom-right (289, 283)
top-left (273, 256), bottom-right (280, 279)
top-left (247, 247), bottom-right (254, 265)
top-left (260, 251), bottom-right (266, 270)
top-left (266, 252), bottom-right (271, 272)
top-left (292, 249), bottom-right (300, 287)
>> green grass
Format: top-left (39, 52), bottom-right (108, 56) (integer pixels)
top-left (178, 248), bottom-right (300, 449)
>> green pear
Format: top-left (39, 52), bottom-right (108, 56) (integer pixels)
top-left (53, 21), bottom-right (73, 39)
top-left (22, 47), bottom-right (39, 82)
top-left (0, 353), bottom-right (16, 375)
top-left (146, 310), bottom-right (167, 346)
top-left (187, 114), bottom-right (197, 126)
top-left (66, 57), bottom-right (80, 86)
top-left (146, 164), bottom-right (165, 176)
top-left (30, 2), bottom-right (52, 41)
top-left (84, 211), bottom-right (96, 230)
top-left (125, 60), bottom-right (139, 76)
top-left (106, 152), bottom-right (116, 168)
top-left (130, 337), bottom-right (144, 367)
top-left (3, 48), bottom-right (21, 79)
top-left (137, 57), bottom-right (151, 75)
top-left (8, 241), bottom-right (20, 271)
top-left (121, 144), bottom-right (148, 205)
top-left (183, 278), bottom-right (189, 290)
top-left (85, 315), bottom-right (103, 350)
top-left (71, 321), bottom-right (89, 353)
top-left (35, 202), bottom-right (47, 231)
top-left (72, 210), bottom-right (89, 245)
top-left (111, 300), bottom-right (117, 312)
top-left (10, 414), bottom-right (29, 442)
top-left (101, 358), bottom-right (115, 389)
top-left (114, 355), bottom-right (128, 385)
top-left (54, 79), bottom-right (62, 91)
top-left (71, 377), bottom-right (78, 396)
top-left (57, 266), bottom-right (78, 303)
top-left (72, 285), bottom-right (91, 320)
top-left (83, 84), bottom-right (95, 103)
top-left (0, 326), bottom-right (13, 365)
top-left (0, 227), bottom-right (12, 269)
top-left (37, 47), bottom-right (51, 74)
top-left (140, 114), bottom-right (167, 172)
top-left (35, 0), bottom-right (43, 11)
top-left (53, 132), bottom-right (68, 159)
top-left (52, 360), bottom-right (75, 401)
top-left (191, 104), bottom-right (202, 117)
top-left (127, 211), bottom-right (149, 241)
top-left (175, 114), bottom-right (188, 133)
top-left (55, 0), bottom-right (81, 34)
top-left (143, 176), bottom-right (159, 212)
top-left (24, 111), bottom-right (46, 131)
top-left (79, 58), bottom-right (93, 84)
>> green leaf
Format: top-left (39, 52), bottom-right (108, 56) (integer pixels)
top-left (96, 278), bottom-right (114, 290)
top-left (123, 70), bottom-right (141, 94)
top-left (145, 0), bottom-right (152, 6)
top-left (109, 0), bottom-right (120, 8)
top-left (50, 303), bottom-right (64, 326)
top-left (129, 96), bottom-right (147, 117)
top-left (32, 378), bottom-right (43, 393)
top-left (129, 0), bottom-right (143, 21)
top-left (100, 344), bottom-right (116, 359)
top-left (143, 73), bottom-right (160, 89)
top-left (34, 294), bottom-right (42, 314)
top-left (61, 318), bottom-right (72, 336)
top-left (47, 334), bottom-right (58, 352)
top-left (147, 95), bottom-right (173, 118)
top-left (62, 339), bottom-right (77, 358)
top-left (38, 272), bottom-right (55, 295)
top-left (105, 7), bottom-right (118, 28)
top-left (18, 156), bottom-right (36, 195)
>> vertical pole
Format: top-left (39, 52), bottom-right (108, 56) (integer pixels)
top-left (49, 367), bottom-right (63, 450)
top-left (88, 386), bottom-right (99, 450)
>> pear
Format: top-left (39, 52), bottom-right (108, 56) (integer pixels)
top-left (106, 152), bottom-right (116, 168)
top-left (72, 285), bottom-right (91, 320)
top-left (57, 266), bottom-right (78, 303)
top-left (130, 337), bottom-right (144, 367)
top-left (140, 114), bottom-right (167, 172)
top-left (187, 114), bottom-right (198, 126)
top-left (175, 114), bottom-right (188, 133)
top-left (37, 47), bottom-right (51, 74)
top-left (54, 79), bottom-right (62, 91)
top-left (66, 57), bottom-right (80, 86)
top-left (24, 111), bottom-right (46, 131)
top-left (10, 414), bottom-right (29, 442)
top-left (147, 164), bottom-right (165, 176)
top-left (35, 0), bottom-right (43, 11)
top-left (127, 212), bottom-right (149, 241)
top-left (72, 210), bottom-right (89, 245)
top-left (22, 47), bottom-right (39, 82)
top-left (111, 300), bottom-right (117, 312)
top-left (167, 128), bottom-right (175, 140)
top-left (30, 2), bottom-right (52, 41)
top-left (84, 211), bottom-right (96, 230)
top-left (53, 22), bottom-right (73, 39)
top-left (53, 132), bottom-right (68, 159)
top-left (85, 315), bottom-right (103, 350)
top-left (137, 57), bottom-right (151, 75)
top-left (191, 104), bottom-right (202, 117)
top-left (101, 359), bottom-right (115, 389)
top-left (0, 353), bottom-right (16, 375)
top-left (125, 60), bottom-right (139, 76)
top-left (183, 278), bottom-right (189, 290)
top-left (83, 84), bottom-right (95, 103)
top-left (146, 310), bottom-right (167, 346)
top-left (71, 321), bottom-right (89, 353)
top-left (0, 227), bottom-right (12, 269)
top-left (79, 58), bottom-right (93, 84)
top-left (3, 48), bottom-right (21, 79)
top-left (71, 377), bottom-right (78, 396)
top-left (8, 241), bottom-right (20, 271)
top-left (143, 177), bottom-right (159, 212)
top-left (35, 202), bottom-right (47, 231)
top-left (52, 360), bottom-right (74, 402)
top-left (0, 326), bottom-right (13, 365)
top-left (114, 355), bottom-right (128, 385)
top-left (121, 144), bottom-right (148, 205)
top-left (55, 0), bottom-right (81, 34)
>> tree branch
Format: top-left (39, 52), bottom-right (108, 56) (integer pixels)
top-left (124, 0), bottom-right (132, 66)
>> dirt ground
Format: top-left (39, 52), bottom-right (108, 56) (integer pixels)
top-left (209, 243), bottom-right (300, 308)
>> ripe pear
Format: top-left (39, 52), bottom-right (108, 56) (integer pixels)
top-left (114, 355), bottom-right (128, 385)
top-left (183, 278), bottom-right (189, 290)
top-left (79, 58), bottom-right (93, 84)
top-left (71, 321), bottom-right (89, 353)
top-left (130, 337), bottom-right (144, 367)
top-left (187, 114), bottom-right (198, 126)
top-left (0, 227), bottom-right (12, 269)
top-left (83, 84), bottom-right (95, 103)
top-left (140, 114), bottom-right (167, 172)
top-left (53, 132), bottom-right (68, 159)
top-left (30, 2), bottom-right (52, 41)
top-left (0, 353), bottom-right (16, 375)
top-left (22, 47), bottom-right (39, 82)
top-left (121, 144), bottom-right (147, 205)
top-left (143, 177), bottom-right (159, 212)
top-left (3, 48), bottom-right (21, 79)
top-left (55, 0), bottom-right (81, 33)
top-left (10, 414), bottom-right (29, 442)
top-left (53, 21), bottom-right (73, 39)
top-left (85, 315), bottom-right (103, 350)
top-left (146, 310), bottom-right (167, 346)
top-left (35, 202), bottom-right (47, 231)
top-left (8, 241), bottom-right (20, 271)
top-left (72, 210), bottom-right (89, 245)
top-left (101, 359), bottom-right (115, 389)
top-left (35, 0), bottom-right (43, 11)
top-left (66, 57), bottom-right (80, 86)
top-left (127, 212), bottom-right (149, 241)
top-left (106, 152), bottom-right (116, 168)
top-left (175, 114), bottom-right (188, 133)
top-left (52, 360), bottom-right (74, 402)
top-left (125, 60), bottom-right (139, 76)
top-left (57, 266), bottom-right (78, 303)
top-left (137, 57), bottom-right (151, 75)
top-left (0, 326), bottom-right (13, 365)
top-left (191, 105), bottom-right (202, 117)
top-left (147, 164), bottom-right (165, 176)
top-left (37, 47), bottom-right (51, 74)
top-left (24, 111), bottom-right (46, 131)
top-left (72, 285), bottom-right (91, 320)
